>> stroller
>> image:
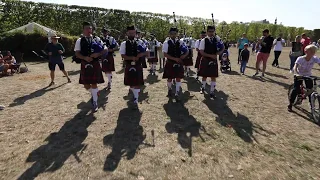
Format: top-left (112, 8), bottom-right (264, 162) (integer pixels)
top-left (219, 50), bottom-right (231, 72)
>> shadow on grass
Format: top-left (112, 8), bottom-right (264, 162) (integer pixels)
top-left (246, 66), bottom-right (289, 79)
top-left (203, 90), bottom-right (275, 143)
top-left (164, 91), bottom-right (216, 157)
top-left (17, 88), bottom-right (110, 179)
top-left (145, 73), bottom-right (161, 85)
top-left (103, 102), bottom-right (154, 171)
top-left (9, 83), bottom-right (67, 107)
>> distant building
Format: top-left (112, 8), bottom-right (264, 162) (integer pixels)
top-left (251, 19), bottom-right (270, 24)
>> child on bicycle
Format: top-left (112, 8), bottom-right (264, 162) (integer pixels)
top-left (288, 44), bottom-right (320, 112)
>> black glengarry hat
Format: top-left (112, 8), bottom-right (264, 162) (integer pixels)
top-left (127, 25), bottom-right (136, 31)
top-left (82, 21), bottom-right (92, 27)
top-left (207, 25), bottom-right (215, 31)
top-left (201, 31), bottom-right (206, 34)
top-left (169, 27), bottom-right (178, 33)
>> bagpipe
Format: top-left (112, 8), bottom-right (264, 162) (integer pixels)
top-left (210, 13), bottom-right (224, 51)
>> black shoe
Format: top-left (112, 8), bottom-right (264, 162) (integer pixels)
top-left (49, 81), bottom-right (55, 86)
top-left (167, 89), bottom-right (172, 97)
top-left (210, 92), bottom-right (216, 99)
top-left (287, 105), bottom-right (293, 112)
top-left (107, 82), bottom-right (111, 90)
top-left (201, 87), bottom-right (205, 94)
top-left (196, 76), bottom-right (199, 80)
top-left (67, 78), bottom-right (71, 83)
top-left (92, 101), bottom-right (98, 112)
top-left (132, 99), bottom-right (138, 110)
top-left (175, 94), bottom-right (181, 102)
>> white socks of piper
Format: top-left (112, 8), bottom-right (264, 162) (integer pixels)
top-left (167, 81), bottom-right (172, 90)
top-left (132, 89), bottom-right (140, 103)
top-left (175, 82), bottom-right (181, 95)
top-left (210, 81), bottom-right (216, 93)
top-left (91, 88), bottom-right (99, 102)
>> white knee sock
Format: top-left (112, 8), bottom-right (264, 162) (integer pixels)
top-left (133, 89), bottom-right (140, 103)
top-left (210, 81), bottom-right (216, 93)
top-left (167, 81), bottom-right (172, 90)
top-left (91, 88), bottom-right (99, 102)
top-left (175, 82), bottom-right (181, 95)
top-left (106, 73), bottom-right (112, 83)
top-left (202, 81), bottom-right (206, 88)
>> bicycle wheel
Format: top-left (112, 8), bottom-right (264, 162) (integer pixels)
top-left (311, 93), bottom-right (320, 125)
top-left (288, 84), bottom-right (298, 105)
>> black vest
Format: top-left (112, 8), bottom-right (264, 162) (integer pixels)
top-left (167, 40), bottom-right (181, 59)
top-left (125, 40), bottom-right (139, 65)
top-left (204, 37), bottom-right (218, 54)
top-left (150, 40), bottom-right (158, 57)
top-left (80, 37), bottom-right (95, 61)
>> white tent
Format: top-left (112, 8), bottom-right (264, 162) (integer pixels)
top-left (7, 22), bottom-right (57, 35)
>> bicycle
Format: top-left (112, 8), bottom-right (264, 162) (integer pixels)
top-left (287, 75), bottom-right (320, 125)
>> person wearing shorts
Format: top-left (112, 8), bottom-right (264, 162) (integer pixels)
top-left (44, 33), bottom-right (71, 86)
top-left (254, 29), bottom-right (274, 77)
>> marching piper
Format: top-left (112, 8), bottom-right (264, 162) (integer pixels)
top-left (136, 30), bottom-right (148, 69)
top-left (162, 27), bottom-right (189, 101)
top-left (74, 21), bottom-right (108, 112)
top-left (147, 34), bottom-right (161, 75)
top-left (182, 35), bottom-right (195, 77)
top-left (119, 25), bottom-right (148, 109)
top-left (101, 27), bottom-right (119, 89)
top-left (198, 25), bottom-right (224, 99)
top-left (194, 31), bottom-right (206, 80)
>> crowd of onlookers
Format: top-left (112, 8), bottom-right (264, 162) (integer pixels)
top-left (0, 51), bottom-right (19, 76)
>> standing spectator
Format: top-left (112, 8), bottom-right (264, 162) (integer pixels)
top-left (289, 35), bottom-right (303, 73)
top-left (272, 34), bottom-right (285, 67)
top-left (240, 43), bottom-right (250, 75)
top-left (301, 33), bottom-right (311, 55)
top-left (254, 29), bottom-right (274, 77)
top-left (237, 33), bottom-right (249, 64)
top-left (44, 33), bottom-right (71, 86)
top-left (251, 41), bottom-right (256, 55)
top-left (316, 39), bottom-right (320, 48)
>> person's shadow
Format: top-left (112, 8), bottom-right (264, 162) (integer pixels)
top-left (203, 90), bottom-right (275, 143)
top-left (163, 91), bottom-right (214, 157)
top-left (123, 85), bottom-right (149, 105)
top-left (103, 102), bottom-right (153, 171)
top-left (17, 100), bottom-right (98, 179)
top-left (9, 83), bottom-right (67, 107)
top-left (145, 73), bottom-right (161, 85)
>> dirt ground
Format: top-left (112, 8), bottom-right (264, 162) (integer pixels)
top-left (0, 47), bottom-right (320, 180)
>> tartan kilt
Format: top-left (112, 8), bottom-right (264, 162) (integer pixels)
top-left (101, 54), bottom-right (115, 72)
top-left (139, 57), bottom-right (147, 68)
top-left (162, 60), bottom-right (184, 79)
top-left (183, 56), bottom-right (193, 66)
top-left (147, 57), bottom-right (158, 63)
top-left (198, 57), bottom-right (219, 78)
top-left (79, 60), bottom-right (105, 84)
top-left (124, 64), bottom-right (144, 86)
top-left (195, 53), bottom-right (202, 68)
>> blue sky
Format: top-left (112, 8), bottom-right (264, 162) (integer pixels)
top-left (28, 0), bottom-right (318, 30)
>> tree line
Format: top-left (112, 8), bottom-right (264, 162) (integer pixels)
top-left (0, 0), bottom-right (319, 42)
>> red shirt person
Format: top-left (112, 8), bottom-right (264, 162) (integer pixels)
top-left (301, 33), bottom-right (311, 55)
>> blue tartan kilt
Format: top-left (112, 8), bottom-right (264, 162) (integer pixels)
top-left (79, 60), bottom-right (104, 84)
top-left (162, 59), bottom-right (184, 79)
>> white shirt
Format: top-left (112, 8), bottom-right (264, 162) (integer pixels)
top-left (296, 56), bottom-right (320, 76)
top-left (199, 36), bottom-right (221, 51)
top-left (74, 36), bottom-right (105, 52)
top-left (162, 38), bottom-right (184, 53)
top-left (195, 40), bottom-right (201, 49)
top-left (273, 38), bottom-right (285, 51)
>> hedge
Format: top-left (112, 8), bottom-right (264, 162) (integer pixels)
top-left (0, 31), bottom-right (78, 59)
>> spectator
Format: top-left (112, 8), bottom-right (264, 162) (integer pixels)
top-left (272, 34), bottom-right (285, 67)
top-left (237, 33), bottom-right (249, 64)
top-left (254, 29), bottom-right (274, 77)
top-left (289, 35), bottom-right (303, 73)
top-left (0, 58), bottom-right (9, 75)
top-left (301, 33), bottom-right (311, 55)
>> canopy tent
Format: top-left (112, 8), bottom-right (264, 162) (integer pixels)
top-left (7, 22), bottom-right (57, 36)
